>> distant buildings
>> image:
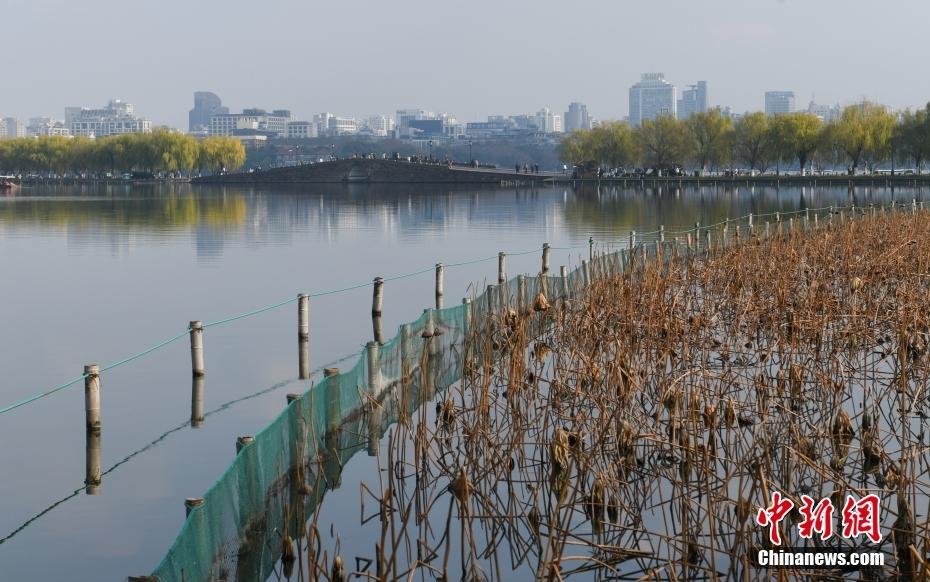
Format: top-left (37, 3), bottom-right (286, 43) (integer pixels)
top-left (189, 92), bottom-right (228, 134)
top-left (535, 108), bottom-right (563, 133)
top-left (677, 81), bottom-right (708, 120)
top-left (364, 115), bottom-right (395, 137)
top-left (807, 100), bottom-right (841, 122)
top-left (629, 73), bottom-right (677, 126)
top-left (27, 117), bottom-right (70, 137)
top-left (0, 117), bottom-right (26, 138)
top-left (285, 121), bottom-right (316, 139)
top-left (66, 99), bottom-right (152, 137)
top-left (208, 108), bottom-right (293, 138)
top-left (564, 102), bottom-right (591, 132)
top-left (396, 109), bottom-right (432, 138)
top-left (764, 91), bottom-right (795, 116)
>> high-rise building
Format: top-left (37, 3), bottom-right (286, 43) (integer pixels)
top-left (563, 102), bottom-right (591, 132)
top-left (189, 92), bottom-right (229, 133)
top-left (764, 91), bottom-right (795, 116)
top-left (535, 108), bottom-right (564, 133)
top-left (66, 100), bottom-right (152, 137)
top-left (1, 117), bottom-right (26, 138)
top-left (677, 81), bottom-right (708, 120)
top-left (629, 73), bottom-right (677, 126)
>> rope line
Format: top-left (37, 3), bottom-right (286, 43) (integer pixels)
top-left (0, 201), bottom-right (916, 417)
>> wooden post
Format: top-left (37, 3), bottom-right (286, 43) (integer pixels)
top-left (189, 321), bottom-right (205, 377)
top-left (191, 376), bottom-right (204, 428)
top-left (659, 225), bottom-right (665, 243)
top-left (85, 430), bottom-right (101, 495)
top-left (84, 364), bottom-right (101, 433)
top-left (735, 225), bottom-right (740, 242)
top-left (366, 340), bottom-right (382, 395)
top-left (236, 435), bottom-right (254, 454)
top-left (298, 338), bottom-right (309, 380)
top-left (686, 233), bottom-right (692, 250)
top-left (588, 237), bottom-right (594, 261)
top-left (486, 284), bottom-right (495, 314)
top-left (371, 277), bottom-right (384, 316)
top-left (560, 265), bottom-right (569, 299)
top-left (435, 263), bottom-right (444, 309)
top-left (298, 293), bottom-right (310, 380)
top-left (517, 275), bottom-right (526, 312)
top-left (629, 230), bottom-right (636, 249)
top-left (498, 252), bottom-right (506, 284)
top-left (582, 260), bottom-right (590, 286)
top-left (366, 400), bottom-right (383, 457)
top-left (297, 294), bottom-right (309, 340)
top-left (765, 222), bottom-right (770, 238)
top-left (185, 497), bottom-right (204, 517)
top-left (705, 229), bottom-right (712, 250)
top-left (541, 243), bottom-right (550, 275)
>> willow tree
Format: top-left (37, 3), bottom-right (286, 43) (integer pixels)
top-left (896, 104), bottom-right (930, 173)
top-left (732, 112), bottom-right (773, 173)
top-left (832, 102), bottom-right (895, 173)
top-left (588, 122), bottom-right (640, 169)
top-left (769, 112), bottom-right (822, 175)
top-left (634, 115), bottom-right (691, 170)
top-left (686, 109), bottom-right (732, 174)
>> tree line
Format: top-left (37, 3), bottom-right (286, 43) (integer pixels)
top-left (559, 102), bottom-right (930, 175)
top-left (0, 131), bottom-right (247, 176)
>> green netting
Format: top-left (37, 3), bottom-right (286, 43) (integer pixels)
top-left (150, 206), bottom-right (887, 581)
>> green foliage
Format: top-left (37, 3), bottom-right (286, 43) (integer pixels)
top-left (732, 112), bottom-right (773, 172)
top-left (768, 112), bottom-right (822, 174)
top-left (895, 104), bottom-right (930, 173)
top-left (685, 109), bottom-right (732, 172)
top-left (830, 102), bottom-right (896, 173)
top-left (635, 115), bottom-right (693, 169)
top-left (0, 132), bottom-right (245, 176)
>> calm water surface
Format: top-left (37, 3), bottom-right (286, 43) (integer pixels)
top-left (0, 182), bottom-right (918, 580)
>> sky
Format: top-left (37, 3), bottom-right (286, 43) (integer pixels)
top-left (2, 0), bottom-right (929, 128)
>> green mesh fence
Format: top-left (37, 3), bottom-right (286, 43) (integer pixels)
top-left (150, 203), bottom-right (916, 581)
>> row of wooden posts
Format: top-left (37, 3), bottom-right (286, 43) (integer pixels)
top-left (97, 201), bottom-right (926, 503)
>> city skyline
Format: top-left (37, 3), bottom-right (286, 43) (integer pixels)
top-left (2, 0), bottom-right (929, 128)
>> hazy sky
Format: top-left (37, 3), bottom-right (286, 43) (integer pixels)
top-left (3, 0), bottom-right (929, 128)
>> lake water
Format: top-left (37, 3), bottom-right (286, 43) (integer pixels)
top-left (0, 181), bottom-right (919, 580)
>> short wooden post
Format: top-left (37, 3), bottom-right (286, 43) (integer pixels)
top-left (185, 497), bottom-right (204, 517)
top-left (748, 213), bottom-right (753, 228)
top-left (541, 243), bottom-right (550, 275)
top-left (85, 430), bottom-right (101, 495)
top-left (560, 265), bottom-right (569, 299)
top-left (588, 237), bottom-right (594, 260)
top-left (236, 435), bottom-right (254, 454)
top-left (435, 263), bottom-right (444, 309)
top-left (705, 229), bottom-right (712, 250)
top-left (582, 260), bottom-right (590, 286)
top-left (372, 277), bottom-right (384, 317)
top-left (486, 284), bottom-right (495, 314)
top-left (686, 232), bottom-right (692, 250)
top-left (498, 252), bottom-right (506, 284)
top-left (517, 275), bottom-right (526, 312)
top-left (735, 225), bottom-right (740, 242)
top-left (366, 340), bottom-right (382, 395)
top-left (298, 338), bottom-right (310, 379)
top-left (659, 225), bottom-right (665, 243)
top-left (765, 222), bottom-right (770, 238)
top-left (298, 293), bottom-right (310, 380)
top-left (297, 294), bottom-right (309, 340)
top-left (189, 321), bottom-right (205, 377)
top-left (191, 376), bottom-right (204, 428)
top-left (84, 364), bottom-right (101, 433)
top-left (629, 230), bottom-right (636, 249)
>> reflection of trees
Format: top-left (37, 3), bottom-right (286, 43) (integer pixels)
top-left (560, 184), bottom-right (833, 237)
top-left (0, 194), bottom-right (247, 229)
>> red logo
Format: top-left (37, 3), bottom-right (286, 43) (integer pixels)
top-left (757, 492), bottom-right (882, 545)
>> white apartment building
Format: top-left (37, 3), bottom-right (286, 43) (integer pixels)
top-left (285, 121), bottom-right (317, 139)
top-left (328, 117), bottom-right (359, 136)
top-left (208, 108), bottom-right (291, 137)
top-left (629, 73), bottom-right (677, 126)
top-left (66, 100), bottom-right (152, 137)
top-left (535, 108), bottom-right (564, 133)
top-left (0, 117), bottom-right (27, 138)
top-left (365, 115), bottom-right (395, 137)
